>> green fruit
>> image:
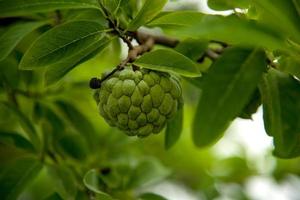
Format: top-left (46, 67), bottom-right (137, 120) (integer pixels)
top-left (94, 66), bottom-right (183, 137)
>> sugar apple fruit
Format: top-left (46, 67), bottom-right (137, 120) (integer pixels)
top-left (94, 66), bottom-right (183, 137)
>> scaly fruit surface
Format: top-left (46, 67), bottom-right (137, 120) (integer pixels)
top-left (94, 66), bottom-right (182, 137)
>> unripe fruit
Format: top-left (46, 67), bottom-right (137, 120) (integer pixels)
top-left (94, 66), bottom-right (183, 137)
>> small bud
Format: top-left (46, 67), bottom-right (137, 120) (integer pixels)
top-left (89, 77), bottom-right (101, 89)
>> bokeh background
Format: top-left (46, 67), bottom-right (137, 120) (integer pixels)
top-left (1, 0), bottom-right (300, 200)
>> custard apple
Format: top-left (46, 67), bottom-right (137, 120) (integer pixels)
top-left (94, 66), bottom-right (183, 137)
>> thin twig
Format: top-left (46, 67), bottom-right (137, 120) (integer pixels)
top-left (90, 37), bottom-right (155, 89)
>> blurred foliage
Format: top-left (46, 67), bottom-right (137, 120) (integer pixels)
top-left (0, 0), bottom-right (300, 200)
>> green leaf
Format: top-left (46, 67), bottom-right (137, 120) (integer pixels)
top-left (43, 193), bottom-right (64, 200)
top-left (0, 156), bottom-right (43, 200)
top-left (45, 36), bottom-right (111, 85)
top-left (19, 20), bottom-right (108, 70)
top-left (128, 0), bottom-right (168, 31)
top-left (139, 193), bottom-right (168, 200)
top-left (101, 0), bottom-right (123, 14)
top-left (0, 57), bottom-right (20, 89)
top-left (128, 158), bottom-right (170, 188)
top-left (253, 0), bottom-right (300, 43)
top-left (1, 102), bottom-right (40, 150)
top-left (46, 165), bottom-right (77, 199)
top-left (207, 0), bottom-right (250, 10)
top-left (33, 102), bottom-right (65, 137)
top-left (175, 39), bottom-right (208, 61)
top-left (278, 56), bottom-right (300, 80)
top-left (134, 49), bottom-right (200, 77)
top-left (193, 47), bottom-right (267, 147)
top-left (238, 88), bottom-right (261, 119)
top-left (57, 133), bottom-right (89, 160)
top-left (259, 69), bottom-right (300, 158)
top-left (83, 169), bottom-right (114, 199)
top-left (148, 12), bottom-right (286, 50)
top-left (0, 132), bottom-right (35, 152)
top-left (0, 0), bottom-right (99, 17)
top-left (55, 100), bottom-right (96, 149)
top-left (0, 21), bottom-right (48, 61)
top-left (165, 106), bottom-right (183, 149)
top-left (147, 11), bottom-right (204, 29)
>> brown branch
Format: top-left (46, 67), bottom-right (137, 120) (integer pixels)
top-left (90, 37), bottom-right (155, 89)
top-left (132, 31), bottom-right (179, 48)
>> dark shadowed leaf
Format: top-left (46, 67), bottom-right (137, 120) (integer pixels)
top-left (0, 21), bottom-right (48, 61)
top-left (207, 0), bottom-right (250, 10)
top-left (57, 133), bottom-right (89, 160)
top-left (238, 88), bottom-right (261, 119)
top-left (128, 0), bottom-right (167, 31)
top-left (0, 132), bottom-right (35, 152)
top-left (0, 57), bottom-right (20, 89)
top-left (0, 156), bottom-right (43, 200)
top-left (19, 21), bottom-right (108, 69)
top-left (33, 102), bottom-right (65, 137)
top-left (259, 69), bottom-right (300, 158)
top-left (0, 102), bottom-right (40, 150)
top-left (134, 49), bottom-right (200, 77)
top-left (55, 100), bottom-right (96, 149)
top-left (0, 0), bottom-right (99, 17)
top-left (193, 47), bottom-right (267, 147)
top-left (139, 193), bottom-right (168, 200)
top-left (148, 12), bottom-right (286, 50)
top-left (43, 193), bottom-right (64, 200)
top-left (165, 106), bottom-right (183, 149)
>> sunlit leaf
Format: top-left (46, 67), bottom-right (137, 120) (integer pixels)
top-left (253, 0), bottom-right (300, 43)
top-left (193, 47), bottom-right (267, 147)
top-left (0, 0), bottom-right (99, 17)
top-left (148, 11), bottom-right (287, 50)
top-left (128, 158), bottom-right (170, 188)
top-left (134, 49), bottom-right (200, 77)
top-left (259, 69), bottom-right (300, 158)
top-left (207, 0), bottom-right (250, 10)
top-left (83, 169), bottom-right (114, 199)
top-left (128, 0), bottom-right (167, 31)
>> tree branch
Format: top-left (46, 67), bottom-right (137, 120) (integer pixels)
top-left (90, 37), bottom-right (155, 89)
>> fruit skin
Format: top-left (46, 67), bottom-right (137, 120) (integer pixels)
top-left (94, 66), bottom-right (183, 137)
